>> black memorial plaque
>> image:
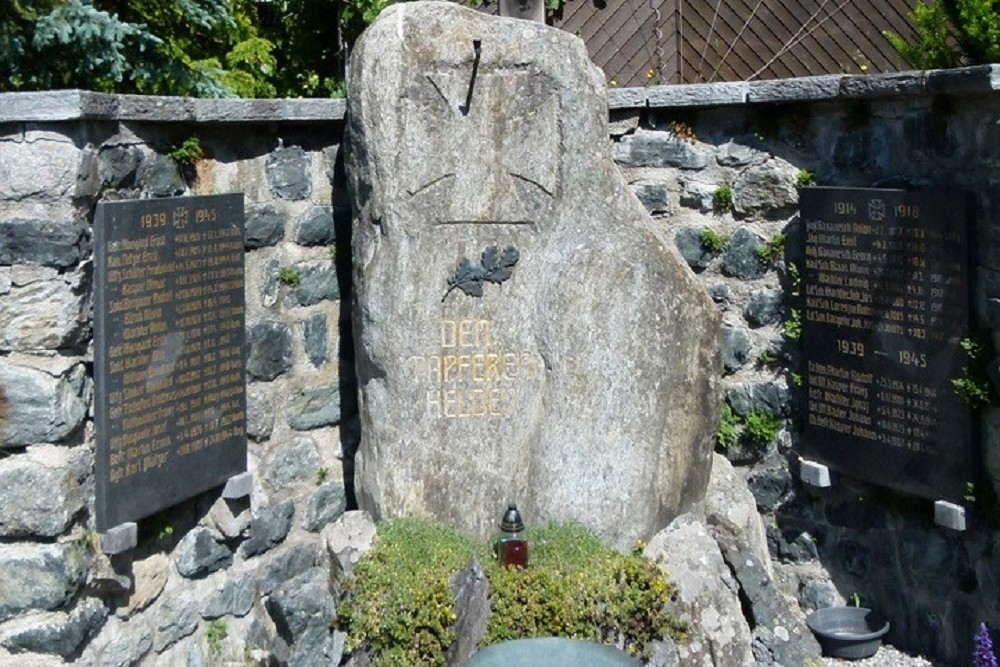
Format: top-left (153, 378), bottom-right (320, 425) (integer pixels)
top-left (800, 187), bottom-right (974, 502)
top-left (94, 194), bottom-right (246, 530)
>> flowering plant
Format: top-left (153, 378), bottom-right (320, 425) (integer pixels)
top-left (975, 622), bottom-right (999, 667)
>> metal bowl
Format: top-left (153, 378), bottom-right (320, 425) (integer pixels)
top-left (466, 637), bottom-right (640, 666)
top-left (806, 607), bottom-right (890, 660)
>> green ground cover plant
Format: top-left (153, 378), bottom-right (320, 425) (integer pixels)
top-left (713, 183), bottom-right (733, 212)
top-left (716, 403), bottom-right (783, 451)
top-left (699, 228), bottom-right (728, 253)
top-left (337, 518), bottom-right (685, 666)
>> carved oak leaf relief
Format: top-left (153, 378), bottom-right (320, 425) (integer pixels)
top-left (443, 244), bottom-right (520, 301)
top-left (403, 69), bottom-right (560, 225)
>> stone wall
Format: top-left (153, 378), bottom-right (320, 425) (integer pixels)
top-left (0, 92), bottom-right (354, 665)
top-left (608, 66), bottom-right (1000, 664)
top-left (1, 65), bottom-right (999, 665)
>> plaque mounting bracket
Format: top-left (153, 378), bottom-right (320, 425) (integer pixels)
top-left (933, 500), bottom-right (967, 531)
top-left (799, 459), bottom-right (832, 488)
top-left (100, 522), bottom-right (138, 555)
top-left (222, 471), bottom-right (253, 499)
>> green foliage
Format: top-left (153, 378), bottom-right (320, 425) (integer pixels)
top-left (337, 519), bottom-right (479, 666)
top-left (885, 0), bottom-right (1000, 69)
top-left (716, 402), bottom-right (741, 450)
top-left (206, 618), bottom-right (227, 655)
top-left (484, 524), bottom-right (685, 657)
top-left (1, 0), bottom-right (166, 93)
top-left (757, 232), bottom-right (787, 266)
top-left (952, 334), bottom-right (998, 411)
top-left (787, 262), bottom-right (802, 296)
top-left (1, 0), bottom-right (349, 97)
top-left (337, 519), bottom-right (685, 665)
top-left (316, 466), bottom-right (329, 486)
top-left (168, 135), bottom-right (204, 166)
top-left (742, 410), bottom-right (783, 448)
top-left (796, 170), bottom-right (816, 187)
top-left (339, 0), bottom-right (395, 47)
top-left (716, 404), bottom-right (782, 451)
top-left (784, 308), bottom-right (802, 341)
top-left (756, 350), bottom-right (777, 366)
top-left (167, 135), bottom-right (203, 181)
top-left (219, 36), bottom-right (277, 98)
top-left (147, 512), bottom-right (175, 543)
top-left (699, 228), bottom-right (728, 253)
top-left (328, 245), bottom-right (338, 260)
top-left (713, 183), bottom-right (733, 213)
top-left (850, 592), bottom-right (863, 607)
top-left (965, 482), bottom-right (1000, 529)
top-left (278, 266), bottom-right (302, 287)
top-left (790, 371), bottom-right (803, 386)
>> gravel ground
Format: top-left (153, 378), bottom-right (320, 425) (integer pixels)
top-left (819, 645), bottom-right (950, 667)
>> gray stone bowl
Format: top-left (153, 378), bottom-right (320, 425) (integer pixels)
top-left (806, 607), bottom-right (890, 660)
top-left (466, 637), bottom-right (640, 666)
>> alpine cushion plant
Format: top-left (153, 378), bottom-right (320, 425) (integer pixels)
top-left (975, 622), bottom-right (999, 667)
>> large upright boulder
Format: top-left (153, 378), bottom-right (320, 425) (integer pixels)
top-left (346, 1), bottom-right (720, 549)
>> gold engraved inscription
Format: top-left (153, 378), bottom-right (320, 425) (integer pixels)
top-left (803, 199), bottom-right (954, 455)
top-left (105, 207), bottom-right (243, 484)
top-left (407, 318), bottom-right (534, 420)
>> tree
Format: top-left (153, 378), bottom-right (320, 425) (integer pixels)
top-left (886, 0), bottom-right (1000, 69)
top-left (0, 0), bottom-right (396, 97)
top-left (0, 0), bottom-right (276, 96)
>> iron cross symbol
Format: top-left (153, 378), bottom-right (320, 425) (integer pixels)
top-left (402, 66), bottom-right (560, 224)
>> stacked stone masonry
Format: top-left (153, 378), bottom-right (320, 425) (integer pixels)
top-left (0, 64), bottom-right (999, 664)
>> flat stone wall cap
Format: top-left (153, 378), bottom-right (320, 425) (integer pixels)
top-left (193, 98), bottom-right (346, 122)
top-left (0, 90), bottom-right (346, 123)
top-left (926, 64), bottom-right (1000, 94)
top-left (115, 93), bottom-right (197, 121)
top-left (647, 81), bottom-right (749, 107)
top-left (607, 87), bottom-right (647, 109)
top-left (840, 71), bottom-right (927, 98)
top-left (747, 75), bottom-right (843, 103)
top-left (0, 90), bottom-right (115, 122)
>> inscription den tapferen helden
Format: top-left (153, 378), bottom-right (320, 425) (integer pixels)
top-left (799, 188), bottom-right (972, 502)
top-left (94, 194), bottom-right (246, 530)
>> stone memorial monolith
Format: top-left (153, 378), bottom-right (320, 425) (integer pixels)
top-left (346, 1), bottom-right (720, 549)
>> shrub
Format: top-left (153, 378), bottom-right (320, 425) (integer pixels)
top-left (337, 519), bottom-right (686, 665)
top-left (484, 523), bottom-right (685, 655)
top-left (885, 0), bottom-right (1000, 69)
top-left (337, 520), bottom-right (474, 666)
